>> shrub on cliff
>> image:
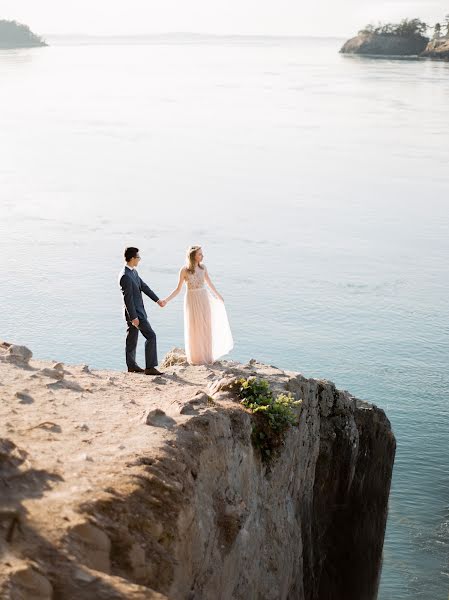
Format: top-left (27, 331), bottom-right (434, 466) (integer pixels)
top-left (238, 377), bottom-right (301, 463)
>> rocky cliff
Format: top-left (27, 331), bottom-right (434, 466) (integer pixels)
top-left (340, 32), bottom-right (428, 56)
top-left (0, 342), bottom-right (395, 600)
top-left (421, 38), bottom-right (449, 59)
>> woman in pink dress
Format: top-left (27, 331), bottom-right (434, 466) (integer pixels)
top-left (162, 246), bottom-right (233, 365)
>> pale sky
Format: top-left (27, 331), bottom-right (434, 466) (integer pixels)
top-left (0, 0), bottom-right (446, 37)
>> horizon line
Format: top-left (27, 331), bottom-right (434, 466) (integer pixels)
top-left (44, 31), bottom-right (347, 40)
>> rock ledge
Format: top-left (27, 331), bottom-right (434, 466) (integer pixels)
top-left (0, 343), bottom-right (396, 600)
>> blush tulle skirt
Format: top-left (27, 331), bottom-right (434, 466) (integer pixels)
top-left (184, 288), bottom-right (233, 365)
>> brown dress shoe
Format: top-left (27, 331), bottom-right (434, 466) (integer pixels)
top-left (128, 366), bottom-right (145, 373)
top-left (144, 367), bottom-right (164, 376)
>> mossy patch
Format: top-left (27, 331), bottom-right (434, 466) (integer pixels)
top-left (237, 377), bottom-right (301, 463)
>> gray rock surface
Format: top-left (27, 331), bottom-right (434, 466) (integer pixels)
top-left (1, 343), bottom-right (33, 367)
top-left (340, 33), bottom-right (428, 56)
top-left (161, 347), bottom-right (188, 367)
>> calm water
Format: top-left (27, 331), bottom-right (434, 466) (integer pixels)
top-left (1, 36), bottom-right (448, 599)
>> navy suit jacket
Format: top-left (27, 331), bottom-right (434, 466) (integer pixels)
top-left (118, 266), bottom-right (159, 322)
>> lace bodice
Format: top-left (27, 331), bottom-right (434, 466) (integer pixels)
top-left (185, 266), bottom-right (206, 290)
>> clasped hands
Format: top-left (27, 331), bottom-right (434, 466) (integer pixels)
top-left (131, 293), bottom-right (223, 328)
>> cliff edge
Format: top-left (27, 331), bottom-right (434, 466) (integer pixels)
top-left (0, 342), bottom-right (396, 600)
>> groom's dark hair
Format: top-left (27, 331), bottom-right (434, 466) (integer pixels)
top-left (124, 247), bottom-right (139, 262)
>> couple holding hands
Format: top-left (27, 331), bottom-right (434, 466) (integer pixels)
top-left (118, 245), bottom-right (233, 375)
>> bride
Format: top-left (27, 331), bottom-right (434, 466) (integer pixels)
top-left (162, 245), bottom-right (233, 365)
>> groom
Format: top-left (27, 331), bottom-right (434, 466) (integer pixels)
top-left (118, 247), bottom-right (165, 375)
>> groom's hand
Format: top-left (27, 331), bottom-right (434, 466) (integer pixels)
top-left (131, 318), bottom-right (140, 327)
top-left (157, 299), bottom-right (166, 308)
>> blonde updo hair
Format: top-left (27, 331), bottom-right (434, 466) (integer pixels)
top-left (186, 245), bottom-right (204, 274)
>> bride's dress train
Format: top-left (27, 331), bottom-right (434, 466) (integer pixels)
top-left (184, 267), bottom-right (233, 365)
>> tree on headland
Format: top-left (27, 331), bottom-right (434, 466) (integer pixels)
top-left (359, 18), bottom-right (428, 39)
top-left (342, 14), bottom-right (449, 56)
top-left (0, 19), bottom-right (47, 47)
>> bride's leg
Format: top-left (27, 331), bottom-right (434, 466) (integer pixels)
top-left (186, 291), bottom-right (213, 365)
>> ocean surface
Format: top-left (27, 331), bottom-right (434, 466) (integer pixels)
top-left (1, 35), bottom-right (448, 599)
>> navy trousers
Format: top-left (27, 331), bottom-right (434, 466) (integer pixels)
top-left (125, 317), bottom-right (158, 369)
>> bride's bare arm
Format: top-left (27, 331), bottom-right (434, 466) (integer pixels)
top-left (163, 268), bottom-right (186, 303)
top-left (204, 267), bottom-right (224, 302)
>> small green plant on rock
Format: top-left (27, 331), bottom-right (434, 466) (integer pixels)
top-left (237, 377), bottom-right (301, 463)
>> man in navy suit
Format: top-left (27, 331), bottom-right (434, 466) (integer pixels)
top-left (118, 247), bottom-right (166, 375)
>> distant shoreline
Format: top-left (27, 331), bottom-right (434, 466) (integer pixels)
top-left (0, 19), bottom-right (47, 48)
top-left (45, 32), bottom-right (347, 42)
